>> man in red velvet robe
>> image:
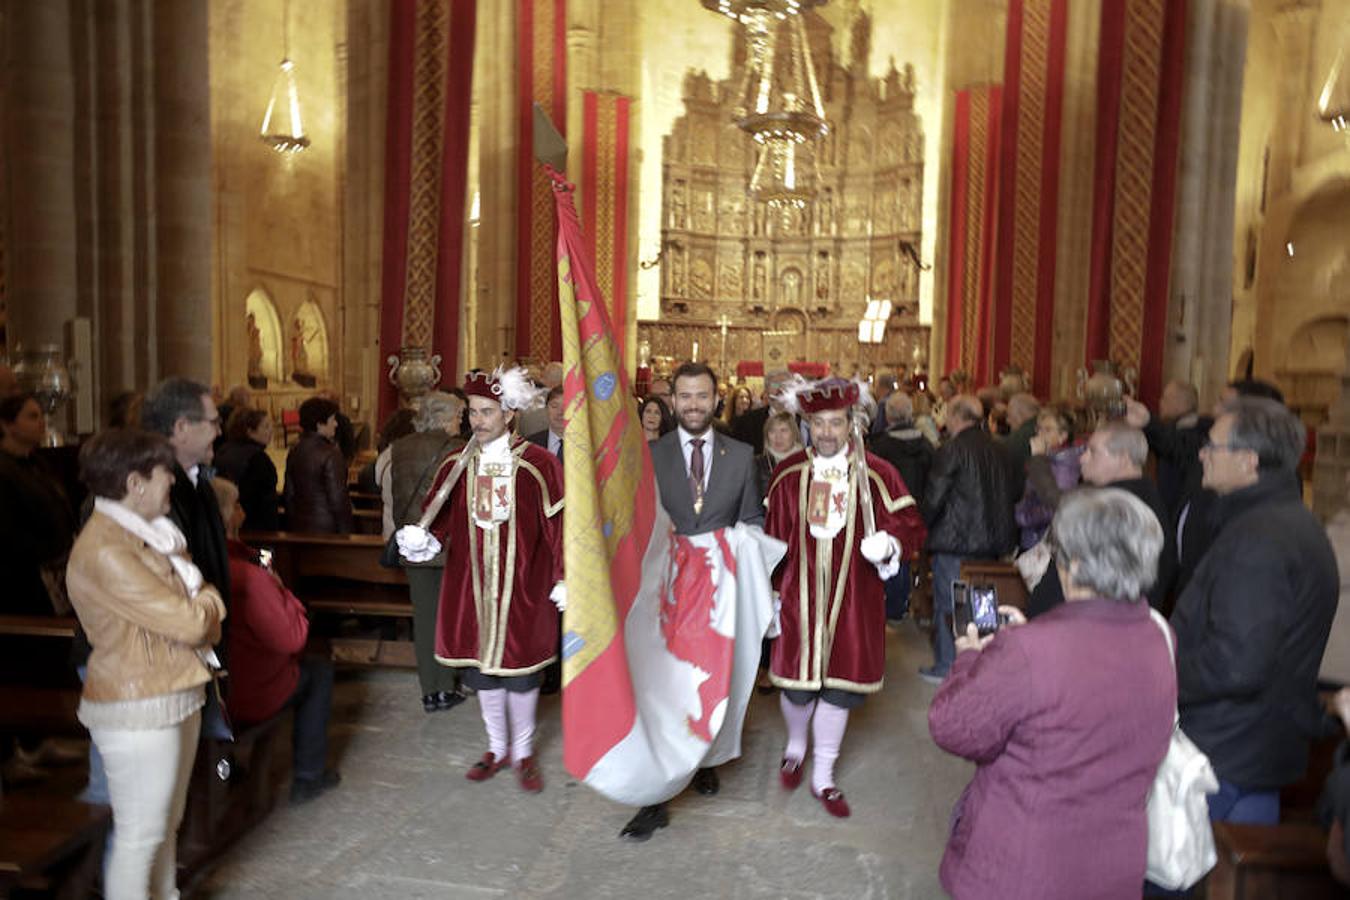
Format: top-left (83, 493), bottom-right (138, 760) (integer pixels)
top-left (766, 378), bottom-right (926, 818)
top-left (397, 368), bottom-right (563, 794)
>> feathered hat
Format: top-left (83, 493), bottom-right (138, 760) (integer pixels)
top-left (463, 366), bottom-right (547, 412)
top-left (781, 376), bottom-right (874, 416)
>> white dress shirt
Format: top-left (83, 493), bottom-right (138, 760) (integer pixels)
top-left (547, 430), bottom-right (562, 457)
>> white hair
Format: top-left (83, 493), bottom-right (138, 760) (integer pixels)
top-left (1051, 488), bottom-right (1163, 602)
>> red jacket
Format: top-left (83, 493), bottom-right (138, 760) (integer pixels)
top-left (224, 539), bottom-right (309, 724)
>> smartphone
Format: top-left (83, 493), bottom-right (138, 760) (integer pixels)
top-left (258, 548), bottom-right (273, 570)
top-left (952, 580), bottom-right (1001, 638)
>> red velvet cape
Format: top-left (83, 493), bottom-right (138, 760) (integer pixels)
top-left (424, 437), bottom-right (563, 675)
top-left (765, 448), bottom-right (927, 693)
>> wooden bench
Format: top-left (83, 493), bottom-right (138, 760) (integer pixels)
top-left (0, 615), bottom-right (77, 639)
top-left (0, 792), bottom-right (111, 899)
top-left (178, 709), bottom-right (293, 878)
top-left (242, 531), bottom-right (415, 668)
top-left (0, 687), bottom-right (83, 739)
top-left (957, 560), bottom-right (1028, 611)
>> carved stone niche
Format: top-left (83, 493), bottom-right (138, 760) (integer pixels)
top-left (646, 9), bottom-right (925, 363)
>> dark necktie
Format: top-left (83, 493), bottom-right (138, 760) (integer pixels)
top-left (689, 438), bottom-right (705, 513)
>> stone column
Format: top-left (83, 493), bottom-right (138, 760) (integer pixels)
top-left (1166, 0), bottom-right (1248, 406)
top-left (472, 0), bottom-right (519, 367)
top-left (153, 0), bottom-right (213, 382)
top-left (4, 0), bottom-right (79, 351)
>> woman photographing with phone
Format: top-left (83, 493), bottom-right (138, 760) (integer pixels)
top-left (928, 488), bottom-right (1175, 899)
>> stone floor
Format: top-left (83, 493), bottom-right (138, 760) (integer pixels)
top-left (196, 624), bottom-right (971, 899)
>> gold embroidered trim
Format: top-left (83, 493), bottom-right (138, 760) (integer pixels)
top-left (517, 456), bottom-right (564, 518)
top-left (433, 654), bottom-right (558, 676)
top-left (867, 470), bottom-right (917, 513)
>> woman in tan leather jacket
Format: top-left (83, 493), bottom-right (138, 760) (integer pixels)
top-left (67, 428), bottom-right (226, 900)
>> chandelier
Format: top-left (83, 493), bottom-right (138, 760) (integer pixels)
top-left (1317, 46), bottom-right (1350, 138)
top-left (704, 0), bottom-right (829, 207)
top-left (259, 0), bottom-right (310, 153)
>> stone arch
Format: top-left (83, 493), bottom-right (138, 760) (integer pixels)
top-left (1277, 314), bottom-right (1348, 423)
top-left (244, 287), bottom-right (284, 384)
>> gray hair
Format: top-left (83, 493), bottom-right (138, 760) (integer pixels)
top-left (1050, 488), bottom-right (1163, 602)
top-left (884, 391), bottom-right (913, 425)
top-left (947, 394), bottom-right (984, 426)
top-left (1007, 392), bottom-right (1040, 422)
top-left (1093, 420), bottom-right (1148, 469)
top-left (1224, 396), bottom-right (1304, 471)
top-left (414, 391), bottom-right (463, 433)
top-left (141, 377), bottom-right (211, 436)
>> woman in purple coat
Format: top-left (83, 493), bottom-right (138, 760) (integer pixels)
top-left (929, 488), bottom-right (1175, 899)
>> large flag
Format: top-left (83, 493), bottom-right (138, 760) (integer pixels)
top-left (550, 168), bottom-right (783, 806)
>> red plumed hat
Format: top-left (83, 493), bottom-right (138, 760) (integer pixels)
top-left (797, 378), bottom-right (860, 414)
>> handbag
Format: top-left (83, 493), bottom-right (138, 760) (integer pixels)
top-left (379, 435), bottom-right (454, 569)
top-left (1145, 608), bottom-right (1219, 890)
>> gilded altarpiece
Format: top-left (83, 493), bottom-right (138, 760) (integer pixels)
top-left (640, 14), bottom-right (929, 377)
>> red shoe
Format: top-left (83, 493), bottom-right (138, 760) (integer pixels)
top-left (517, 755), bottom-right (544, 793)
top-left (779, 757), bottom-right (804, 791)
top-left (465, 751), bottom-right (508, 782)
top-left (812, 786), bottom-right (851, 818)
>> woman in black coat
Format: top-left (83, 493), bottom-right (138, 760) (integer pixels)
top-left (215, 407), bottom-right (280, 531)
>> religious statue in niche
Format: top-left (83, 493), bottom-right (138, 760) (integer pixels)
top-left (670, 180), bottom-right (688, 229)
top-left (817, 189), bottom-right (835, 236)
top-left (753, 258), bottom-right (766, 300)
top-left (669, 250), bottom-right (687, 295)
top-left (692, 189), bottom-right (715, 232)
top-left (780, 269), bottom-right (803, 308)
top-left (290, 315), bottom-right (319, 388)
top-left (719, 194), bottom-right (746, 235)
top-left (815, 263), bottom-right (830, 302)
top-left (720, 262), bottom-right (743, 297)
top-left (246, 313), bottom-right (267, 389)
top-left (690, 258), bottom-right (714, 298)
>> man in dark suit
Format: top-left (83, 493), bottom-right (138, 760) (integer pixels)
top-left (525, 386), bottom-right (565, 460)
top-left (621, 362), bottom-right (763, 842)
top-left (731, 369), bottom-right (792, 456)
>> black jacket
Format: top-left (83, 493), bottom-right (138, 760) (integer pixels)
top-left (1172, 471), bottom-right (1339, 790)
top-left (169, 463), bottom-right (232, 667)
top-left (922, 427), bottom-right (1019, 557)
top-left (0, 450), bottom-right (76, 614)
top-left (731, 406), bottom-right (770, 456)
top-left (867, 427), bottom-right (934, 507)
top-left (283, 432), bottom-right (354, 534)
top-left (1025, 475), bottom-right (1178, 618)
top-left (214, 438), bottom-right (280, 531)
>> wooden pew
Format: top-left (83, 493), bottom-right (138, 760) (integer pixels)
top-left (0, 792), bottom-right (111, 899)
top-left (1203, 732), bottom-right (1344, 897)
top-left (0, 615), bottom-right (82, 739)
top-left (178, 709), bottom-right (293, 878)
top-left (957, 560), bottom-right (1028, 611)
top-left (242, 531), bottom-right (415, 668)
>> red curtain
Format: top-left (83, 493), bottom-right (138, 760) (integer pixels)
top-left (378, 0), bottom-right (477, 420)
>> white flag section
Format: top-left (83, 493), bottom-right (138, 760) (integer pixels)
top-left (581, 521), bottom-right (786, 806)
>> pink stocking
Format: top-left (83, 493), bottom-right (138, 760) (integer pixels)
top-left (477, 689), bottom-right (508, 760)
top-left (780, 693), bottom-right (816, 764)
top-left (810, 701), bottom-right (849, 793)
top-left (506, 688), bottom-right (540, 761)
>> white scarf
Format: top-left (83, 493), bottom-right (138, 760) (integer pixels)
top-left (94, 497), bottom-right (204, 597)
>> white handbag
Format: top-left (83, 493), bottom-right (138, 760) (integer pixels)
top-left (1145, 608), bottom-right (1220, 890)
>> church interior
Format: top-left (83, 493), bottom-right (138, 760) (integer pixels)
top-left (2, 0), bottom-right (1350, 896)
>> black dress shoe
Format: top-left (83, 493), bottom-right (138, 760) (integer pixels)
top-left (290, 769), bottom-right (341, 805)
top-left (619, 803), bottom-right (669, 841)
top-left (692, 767), bottom-right (720, 796)
top-left (435, 690), bottom-right (466, 711)
top-left (422, 693), bottom-right (439, 713)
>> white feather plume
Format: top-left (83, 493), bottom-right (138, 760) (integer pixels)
top-left (492, 365), bottom-right (547, 412)
top-left (774, 373), bottom-right (812, 416)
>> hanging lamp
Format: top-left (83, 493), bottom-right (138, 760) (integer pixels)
top-left (259, 0), bottom-right (311, 153)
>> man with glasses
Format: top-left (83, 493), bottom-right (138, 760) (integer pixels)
top-left (1170, 396), bottom-right (1338, 826)
top-left (141, 377), bottom-right (232, 623)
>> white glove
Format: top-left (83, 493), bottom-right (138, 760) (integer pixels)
top-left (395, 525), bottom-right (442, 563)
top-left (861, 532), bottom-right (901, 580)
top-left (860, 531), bottom-right (897, 564)
top-left (550, 582), bottom-right (567, 612)
top-left (766, 592), bottom-right (782, 639)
